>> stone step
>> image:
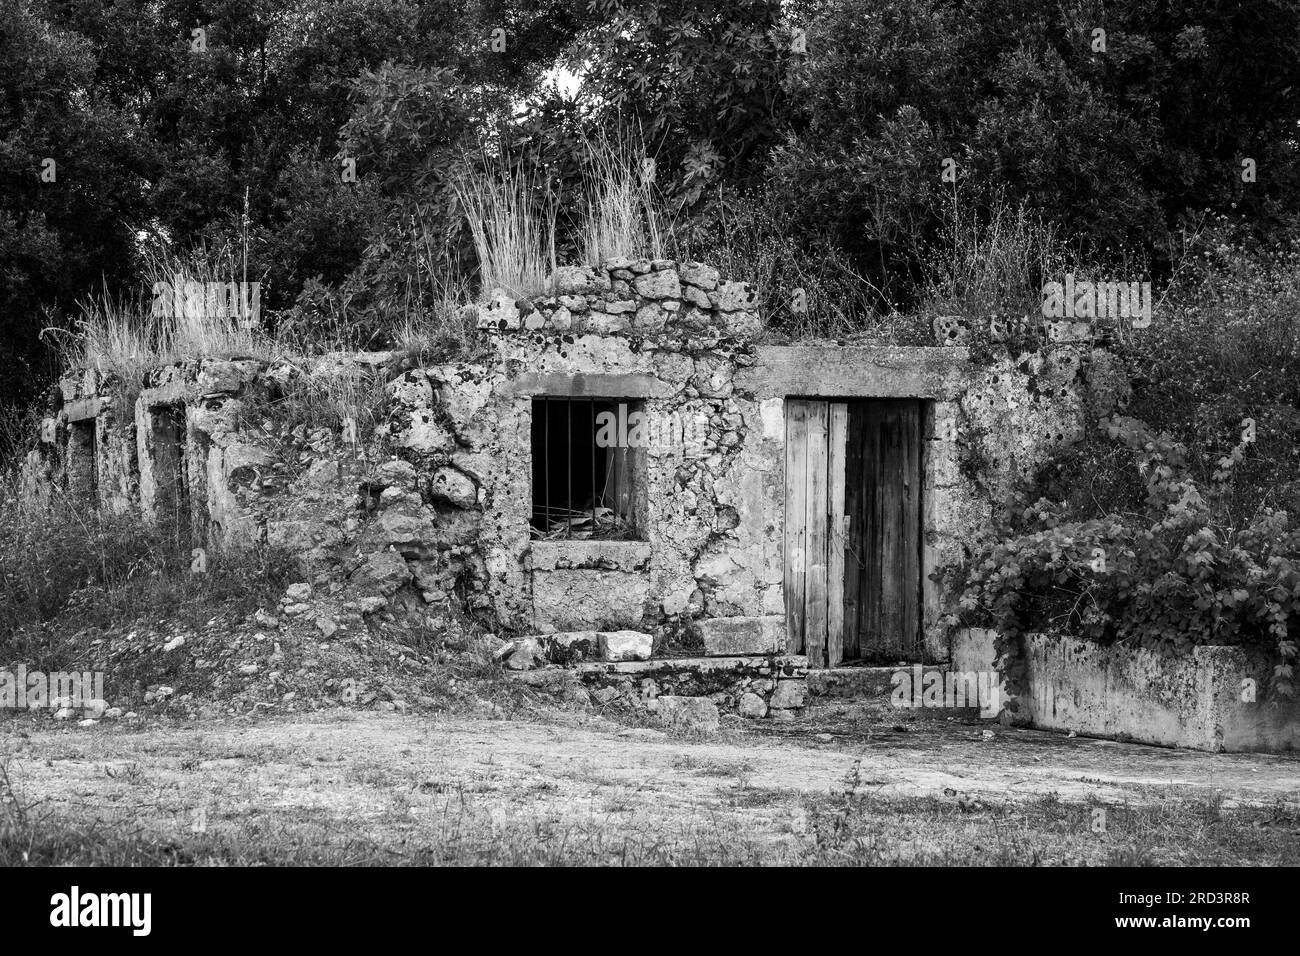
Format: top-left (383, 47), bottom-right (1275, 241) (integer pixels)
top-left (574, 654), bottom-right (807, 680)
top-left (500, 630), bottom-right (656, 669)
top-left (509, 654), bottom-right (811, 721)
top-left (806, 663), bottom-right (1000, 720)
top-left (807, 664), bottom-right (945, 698)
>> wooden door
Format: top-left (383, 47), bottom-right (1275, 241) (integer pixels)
top-left (785, 399), bottom-right (922, 666)
top-left (848, 400), bottom-right (922, 661)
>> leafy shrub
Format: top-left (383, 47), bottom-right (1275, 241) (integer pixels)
top-left (958, 414), bottom-right (1296, 700)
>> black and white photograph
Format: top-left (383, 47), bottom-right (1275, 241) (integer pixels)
top-left (0, 0), bottom-right (1296, 921)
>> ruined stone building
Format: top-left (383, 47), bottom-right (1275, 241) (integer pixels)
top-left (24, 256), bottom-right (1162, 729)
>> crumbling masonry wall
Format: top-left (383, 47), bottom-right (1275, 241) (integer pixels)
top-left (22, 257), bottom-right (1124, 670)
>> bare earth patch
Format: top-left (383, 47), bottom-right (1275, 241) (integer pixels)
top-left (3, 709), bottom-right (1299, 865)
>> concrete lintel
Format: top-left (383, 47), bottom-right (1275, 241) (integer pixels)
top-left (64, 397), bottom-right (101, 423)
top-left (504, 371), bottom-right (673, 399)
top-left (740, 345), bottom-right (972, 400)
top-left (138, 382), bottom-right (188, 410)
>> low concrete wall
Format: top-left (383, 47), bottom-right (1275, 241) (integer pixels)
top-left (1020, 633), bottom-right (1300, 752)
top-left (948, 628), bottom-right (1300, 750)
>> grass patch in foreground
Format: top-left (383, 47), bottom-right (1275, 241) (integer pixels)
top-left (4, 756), bottom-right (1296, 866)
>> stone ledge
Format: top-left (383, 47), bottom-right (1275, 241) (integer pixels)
top-left (510, 654), bottom-right (810, 718)
top-left (572, 654), bottom-right (807, 678)
top-left (1023, 633), bottom-right (1300, 752)
top-left (741, 345), bottom-right (971, 400)
top-left (138, 382), bottom-right (188, 410)
top-left (530, 539), bottom-right (652, 571)
top-left (503, 371), bottom-right (673, 400)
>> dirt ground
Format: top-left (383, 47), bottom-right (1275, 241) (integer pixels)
top-left (4, 705), bottom-right (1299, 865)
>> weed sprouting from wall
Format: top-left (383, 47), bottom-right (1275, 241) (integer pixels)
top-left (50, 240), bottom-right (280, 384)
top-left (454, 148), bottom-right (557, 300)
top-left (393, 278), bottom-right (484, 364)
top-left (275, 365), bottom-right (389, 439)
top-left (578, 127), bottom-right (674, 264)
top-left (920, 195), bottom-right (1074, 328)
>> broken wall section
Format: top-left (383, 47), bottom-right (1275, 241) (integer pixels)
top-left (20, 258), bottom-right (1126, 674)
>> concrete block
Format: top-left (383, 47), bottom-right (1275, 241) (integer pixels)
top-left (697, 616), bottom-right (785, 656)
top-left (598, 630), bottom-right (652, 662)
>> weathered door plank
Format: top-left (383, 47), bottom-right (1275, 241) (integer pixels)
top-left (861, 400), bottom-right (923, 659)
top-left (784, 401), bottom-right (810, 654)
top-left (826, 402), bottom-right (848, 667)
top-left (804, 401), bottom-right (829, 669)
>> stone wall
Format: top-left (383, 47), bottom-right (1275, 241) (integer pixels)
top-left (22, 258), bottom-right (1118, 673)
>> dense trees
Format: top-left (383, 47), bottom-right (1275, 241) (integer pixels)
top-left (2, 0), bottom-right (1298, 412)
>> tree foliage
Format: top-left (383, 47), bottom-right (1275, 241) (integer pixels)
top-left (1, 0), bottom-right (1298, 406)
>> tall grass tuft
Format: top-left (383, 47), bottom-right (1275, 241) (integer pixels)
top-left (579, 128), bottom-right (673, 264)
top-left (142, 241), bottom-right (271, 360)
top-left (453, 149), bottom-right (556, 300)
top-left (920, 194), bottom-right (1073, 322)
top-left (51, 239), bottom-right (278, 386)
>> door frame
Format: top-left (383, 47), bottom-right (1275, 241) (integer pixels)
top-left (784, 396), bottom-right (934, 667)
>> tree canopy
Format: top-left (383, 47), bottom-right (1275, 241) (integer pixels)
top-left (2, 0), bottom-right (1297, 410)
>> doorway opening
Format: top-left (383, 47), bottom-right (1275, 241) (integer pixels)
top-left (784, 398), bottom-right (926, 667)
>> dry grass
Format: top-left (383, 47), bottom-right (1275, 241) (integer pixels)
top-left (49, 239), bottom-right (279, 387)
top-left (578, 128), bottom-right (673, 264)
top-left (453, 149), bottom-right (557, 300)
top-left (392, 279), bottom-right (482, 363)
top-left (3, 711), bottom-right (1297, 866)
top-left (454, 128), bottom-right (676, 298)
top-left (0, 471), bottom-right (290, 671)
top-left (920, 194), bottom-right (1073, 324)
top-left (253, 359), bottom-right (391, 440)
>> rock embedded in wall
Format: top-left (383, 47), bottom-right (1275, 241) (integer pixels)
top-left (355, 550), bottom-right (412, 596)
top-left (598, 630), bottom-right (653, 662)
top-left (429, 467), bottom-right (478, 509)
top-left (769, 680), bottom-right (808, 710)
top-left (385, 371), bottom-right (455, 457)
top-left (631, 268), bottom-right (681, 300)
top-left (678, 261), bottom-right (719, 290)
top-left (373, 458), bottom-right (417, 489)
top-left (196, 358), bottom-right (263, 396)
top-left (713, 281), bottom-right (758, 313)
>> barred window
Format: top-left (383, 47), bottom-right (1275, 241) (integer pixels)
top-left (530, 398), bottom-right (645, 540)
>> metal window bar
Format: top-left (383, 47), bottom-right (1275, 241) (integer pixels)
top-left (611, 405), bottom-right (618, 524)
top-left (544, 396), bottom-right (550, 532)
top-left (566, 399), bottom-right (572, 537)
